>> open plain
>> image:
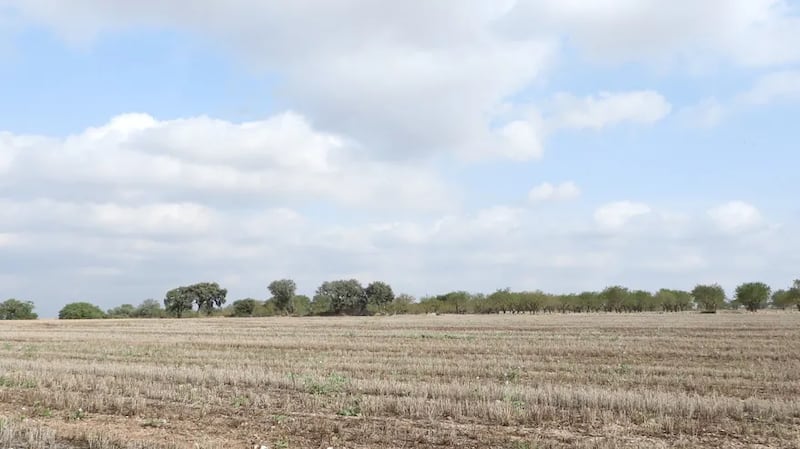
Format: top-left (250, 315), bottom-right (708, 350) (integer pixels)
top-left (0, 312), bottom-right (799, 448)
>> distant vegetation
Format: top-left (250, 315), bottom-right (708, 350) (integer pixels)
top-left (0, 299), bottom-right (37, 320)
top-left (4, 279), bottom-right (799, 320)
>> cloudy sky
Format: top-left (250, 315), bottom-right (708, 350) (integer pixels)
top-left (1, 1), bottom-right (799, 317)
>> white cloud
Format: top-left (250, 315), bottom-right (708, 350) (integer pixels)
top-left (551, 91), bottom-right (671, 130)
top-left (528, 181), bottom-right (581, 202)
top-left (738, 70), bottom-right (800, 105)
top-left (594, 201), bottom-right (652, 229)
top-left (1, 112), bottom-right (454, 211)
top-left (679, 98), bottom-right (726, 128)
top-left (2, 1), bottom-right (562, 161)
top-left (503, 0), bottom-right (800, 68)
top-left (707, 201), bottom-right (764, 234)
top-left (496, 119), bottom-right (545, 160)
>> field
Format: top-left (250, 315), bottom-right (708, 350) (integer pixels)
top-left (0, 312), bottom-right (799, 449)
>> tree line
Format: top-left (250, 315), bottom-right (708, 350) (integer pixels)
top-left (2, 279), bottom-right (799, 320)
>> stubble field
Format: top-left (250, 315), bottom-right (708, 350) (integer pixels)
top-left (0, 312), bottom-right (798, 449)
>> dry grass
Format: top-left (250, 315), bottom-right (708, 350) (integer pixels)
top-left (0, 312), bottom-right (799, 448)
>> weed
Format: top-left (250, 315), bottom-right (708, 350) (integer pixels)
top-left (68, 408), bottom-right (86, 421)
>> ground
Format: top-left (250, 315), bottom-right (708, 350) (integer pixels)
top-left (0, 312), bottom-right (798, 448)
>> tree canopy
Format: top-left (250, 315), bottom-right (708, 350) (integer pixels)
top-left (0, 299), bottom-right (37, 320)
top-left (268, 279), bottom-right (297, 314)
top-left (735, 282), bottom-right (771, 312)
top-left (59, 302), bottom-right (105, 319)
top-left (314, 279), bottom-right (367, 315)
top-left (164, 282), bottom-right (227, 317)
top-left (691, 284), bottom-right (726, 312)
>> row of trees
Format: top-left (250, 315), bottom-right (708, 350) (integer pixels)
top-left (4, 279), bottom-right (799, 320)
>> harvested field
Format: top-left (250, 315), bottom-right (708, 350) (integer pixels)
top-left (0, 312), bottom-right (799, 448)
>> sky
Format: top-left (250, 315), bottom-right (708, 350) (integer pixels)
top-left (1, 1), bottom-right (799, 317)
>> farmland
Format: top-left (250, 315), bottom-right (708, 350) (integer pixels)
top-left (0, 312), bottom-right (799, 448)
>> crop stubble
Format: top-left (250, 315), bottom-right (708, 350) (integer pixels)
top-left (0, 312), bottom-right (798, 448)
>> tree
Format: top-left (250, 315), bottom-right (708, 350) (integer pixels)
top-left (59, 302), bottom-right (105, 319)
top-left (314, 279), bottom-right (367, 315)
top-left (691, 284), bottom-right (726, 313)
top-left (164, 287), bottom-right (194, 318)
top-left (385, 294), bottom-right (415, 314)
top-left (600, 286), bottom-right (629, 312)
top-left (268, 279), bottom-right (297, 314)
top-left (290, 295), bottom-right (311, 316)
top-left (735, 282), bottom-right (771, 312)
top-left (231, 298), bottom-right (259, 317)
top-left (365, 281), bottom-right (395, 313)
top-left (771, 289), bottom-right (793, 309)
top-left (789, 279), bottom-right (800, 311)
top-left (656, 289), bottom-right (693, 312)
top-left (107, 304), bottom-right (136, 318)
top-left (134, 299), bottom-right (165, 318)
top-left (630, 290), bottom-right (656, 312)
top-left (0, 299), bottom-right (38, 320)
top-left (190, 282), bottom-right (228, 315)
top-left (164, 283), bottom-right (227, 317)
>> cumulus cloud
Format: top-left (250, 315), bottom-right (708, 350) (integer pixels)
top-left (528, 181), bottom-right (581, 202)
top-left (594, 201), bottom-right (652, 229)
top-left (0, 112), bottom-right (454, 211)
top-left (707, 201), bottom-right (764, 234)
top-left (1, 0), bottom-right (562, 161)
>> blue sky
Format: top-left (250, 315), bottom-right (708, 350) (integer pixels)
top-left (1, 1), bottom-right (799, 317)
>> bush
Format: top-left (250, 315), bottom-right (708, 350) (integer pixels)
top-left (58, 302), bottom-right (106, 319)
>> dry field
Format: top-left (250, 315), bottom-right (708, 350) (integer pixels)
top-left (0, 312), bottom-right (799, 449)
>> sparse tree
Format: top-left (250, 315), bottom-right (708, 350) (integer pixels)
top-left (59, 302), bottom-right (105, 319)
top-left (789, 279), bottom-right (800, 311)
top-left (268, 279), bottom-right (297, 314)
top-left (735, 282), bottom-right (771, 312)
top-left (771, 289), bottom-right (793, 309)
top-left (107, 304), bottom-right (136, 318)
top-left (134, 299), bottom-right (164, 318)
top-left (385, 294), bottom-right (415, 314)
top-left (691, 284), bottom-right (726, 313)
top-left (0, 299), bottom-right (38, 320)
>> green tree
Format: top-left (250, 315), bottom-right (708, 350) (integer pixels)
top-left (231, 298), bottom-right (259, 317)
top-left (134, 299), bottom-right (165, 318)
top-left (0, 299), bottom-right (38, 320)
top-left (107, 304), bottom-right (135, 318)
top-left (385, 294), bottom-right (415, 314)
top-left (789, 279), bottom-right (800, 311)
top-left (771, 289), bottom-right (793, 309)
top-left (735, 282), bottom-right (771, 312)
top-left (164, 287), bottom-right (194, 318)
top-left (630, 290), bottom-right (656, 312)
top-left (314, 279), bottom-right (366, 315)
top-left (365, 281), bottom-right (395, 313)
top-left (190, 282), bottom-right (228, 315)
top-left (600, 286), bottom-right (629, 312)
top-left (58, 302), bottom-right (105, 319)
top-left (290, 295), bottom-right (311, 316)
top-left (691, 284), bottom-right (726, 313)
top-left (268, 279), bottom-right (297, 314)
